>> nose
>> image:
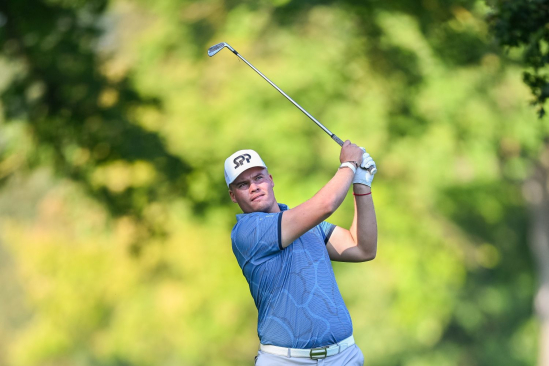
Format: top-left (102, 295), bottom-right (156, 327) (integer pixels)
top-left (249, 181), bottom-right (260, 192)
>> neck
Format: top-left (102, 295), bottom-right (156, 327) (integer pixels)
top-left (268, 200), bottom-right (281, 213)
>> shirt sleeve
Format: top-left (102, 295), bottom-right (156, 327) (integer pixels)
top-left (318, 221), bottom-right (336, 245)
top-left (231, 211), bottom-right (284, 268)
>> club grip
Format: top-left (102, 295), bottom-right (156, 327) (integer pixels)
top-left (333, 134), bottom-right (376, 174)
top-left (331, 134), bottom-right (344, 146)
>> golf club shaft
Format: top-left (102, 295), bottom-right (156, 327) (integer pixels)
top-left (214, 43), bottom-right (375, 173)
top-left (231, 50), bottom-right (345, 147)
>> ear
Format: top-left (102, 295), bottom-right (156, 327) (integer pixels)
top-left (228, 189), bottom-right (238, 203)
top-left (269, 174), bottom-right (274, 188)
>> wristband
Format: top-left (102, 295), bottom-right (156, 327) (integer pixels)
top-left (339, 162), bottom-right (357, 174)
top-left (353, 192), bottom-right (371, 196)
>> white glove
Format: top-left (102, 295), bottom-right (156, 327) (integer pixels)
top-left (353, 148), bottom-right (377, 187)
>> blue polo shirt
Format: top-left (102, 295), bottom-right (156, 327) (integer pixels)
top-left (231, 203), bottom-right (353, 348)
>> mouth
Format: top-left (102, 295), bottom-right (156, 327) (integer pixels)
top-left (251, 194), bottom-right (265, 202)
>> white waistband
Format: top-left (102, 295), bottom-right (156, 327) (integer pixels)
top-left (259, 335), bottom-right (355, 359)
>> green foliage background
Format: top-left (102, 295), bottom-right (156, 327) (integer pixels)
top-left (0, 0), bottom-right (546, 365)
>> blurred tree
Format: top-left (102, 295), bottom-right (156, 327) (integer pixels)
top-left (0, 0), bottom-right (546, 365)
top-left (487, 1), bottom-right (549, 363)
top-left (487, 0), bottom-right (549, 118)
top-left (0, 0), bottom-right (192, 251)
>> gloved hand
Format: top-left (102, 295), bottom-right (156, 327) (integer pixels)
top-left (353, 148), bottom-right (377, 187)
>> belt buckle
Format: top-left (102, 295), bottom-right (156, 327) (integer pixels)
top-left (310, 346), bottom-right (328, 360)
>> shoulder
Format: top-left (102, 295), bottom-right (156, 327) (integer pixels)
top-left (232, 211), bottom-right (281, 239)
top-left (233, 211), bottom-right (275, 228)
top-left (315, 221), bottom-right (336, 244)
top-left (232, 211), bottom-right (285, 258)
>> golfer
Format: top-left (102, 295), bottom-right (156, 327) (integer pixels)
top-left (225, 140), bottom-right (377, 365)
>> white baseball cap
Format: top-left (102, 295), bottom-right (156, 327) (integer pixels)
top-left (224, 149), bottom-right (267, 187)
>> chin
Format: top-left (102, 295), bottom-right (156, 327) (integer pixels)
top-left (248, 200), bottom-right (271, 213)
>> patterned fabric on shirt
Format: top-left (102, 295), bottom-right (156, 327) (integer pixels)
top-left (231, 203), bottom-right (353, 348)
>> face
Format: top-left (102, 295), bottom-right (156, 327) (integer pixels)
top-left (229, 167), bottom-right (278, 213)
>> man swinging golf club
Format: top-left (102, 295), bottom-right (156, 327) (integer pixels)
top-left (225, 140), bottom-right (377, 365)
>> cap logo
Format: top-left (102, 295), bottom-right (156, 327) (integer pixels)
top-left (233, 154), bottom-right (252, 169)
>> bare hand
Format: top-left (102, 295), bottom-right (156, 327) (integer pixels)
top-left (339, 140), bottom-right (364, 166)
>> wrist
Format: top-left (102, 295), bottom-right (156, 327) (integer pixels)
top-left (340, 160), bottom-right (358, 167)
top-left (353, 184), bottom-right (371, 194)
top-left (347, 161), bottom-right (358, 168)
top-left (339, 162), bottom-right (357, 174)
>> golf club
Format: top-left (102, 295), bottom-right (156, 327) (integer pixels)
top-left (208, 42), bottom-right (345, 143)
top-left (208, 42), bottom-right (375, 173)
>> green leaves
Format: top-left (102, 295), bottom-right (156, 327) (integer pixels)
top-left (0, 0), bottom-right (545, 365)
top-left (488, 0), bottom-right (549, 117)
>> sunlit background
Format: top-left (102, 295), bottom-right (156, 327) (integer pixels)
top-left (1, 0), bottom-right (548, 365)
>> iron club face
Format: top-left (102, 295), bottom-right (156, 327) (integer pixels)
top-left (207, 42), bottom-right (236, 57)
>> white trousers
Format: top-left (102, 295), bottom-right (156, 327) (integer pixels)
top-left (254, 344), bottom-right (364, 365)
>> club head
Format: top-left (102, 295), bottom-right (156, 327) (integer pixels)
top-left (207, 42), bottom-right (235, 57)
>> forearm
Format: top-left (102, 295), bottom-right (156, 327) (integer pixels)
top-left (310, 166), bottom-right (355, 216)
top-left (349, 184), bottom-right (377, 259)
top-left (280, 165), bottom-right (356, 247)
top-left (280, 140), bottom-right (364, 248)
